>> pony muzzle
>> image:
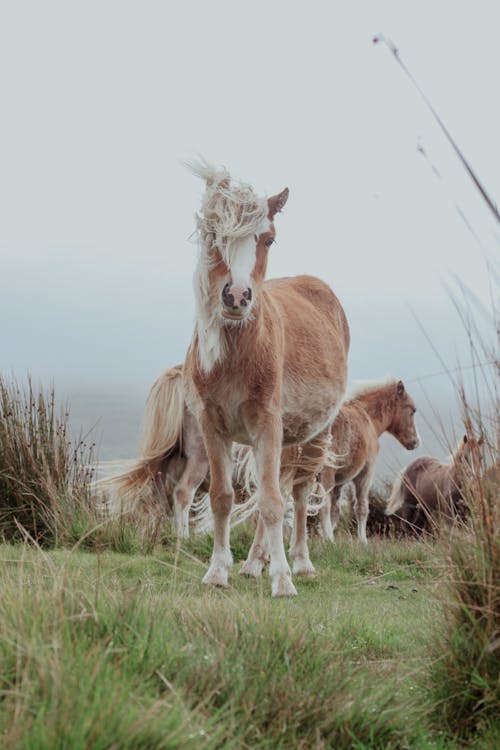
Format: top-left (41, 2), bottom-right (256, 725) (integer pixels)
top-left (221, 282), bottom-right (253, 319)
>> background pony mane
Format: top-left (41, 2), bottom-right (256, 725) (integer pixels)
top-left (186, 158), bottom-right (268, 264)
top-left (344, 376), bottom-right (398, 403)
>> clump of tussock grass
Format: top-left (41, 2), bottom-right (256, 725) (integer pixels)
top-left (0, 377), bottom-right (95, 545)
top-left (0, 376), bottom-right (173, 555)
top-left (429, 438), bottom-right (499, 739)
top-left (428, 279), bottom-right (500, 740)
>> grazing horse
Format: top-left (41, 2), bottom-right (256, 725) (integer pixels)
top-left (108, 366), bottom-right (209, 536)
top-left (184, 161), bottom-right (349, 597)
top-left (317, 378), bottom-right (419, 543)
top-left (385, 434), bottom-right (483, 533)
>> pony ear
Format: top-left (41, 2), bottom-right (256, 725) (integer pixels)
top-left (396, 380), bottom-right (405, 396)
top-left (268, 188), bottom-right (289, 219)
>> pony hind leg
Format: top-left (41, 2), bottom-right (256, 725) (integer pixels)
top-left (239, 514), bottom-right (269, 578)
top-left (318, 485), bottom-right (341, 541)
top-left (352, 463), bottom-right (376, 545)
top-left (289, 478), bottom-right (316, 576)
top-left (173, 453), bottom-right (209, 539)
top-left (317, 465), bottom-right (336, 541)
top-left (252, 418), bottom-right (296, 597)
top-left (290, 430), bottom-right (332, 573)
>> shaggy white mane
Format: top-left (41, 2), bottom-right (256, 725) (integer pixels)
top-left (186, 158), bottom-right (268, 259)
top-left (186, 158), bottom-right (269, 373)
top-left (344, 376), bottom-right (398, 403)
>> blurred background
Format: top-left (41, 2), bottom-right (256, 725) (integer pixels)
top-left (1, 1), bottom-right (498, 476)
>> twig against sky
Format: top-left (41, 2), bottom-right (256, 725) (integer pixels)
top-left (373, 34), bottom-right (500, 225)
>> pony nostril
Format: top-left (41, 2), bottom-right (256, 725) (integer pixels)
top-left (221, 283), bottom-right (235, 308)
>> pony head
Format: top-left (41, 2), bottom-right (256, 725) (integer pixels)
top-left (453, 433), bottom-right (485, 473)
top-left (388, 380), bottom-right (420, 450)
top-left (189, 160), bottom-right (288, 323)
top-left (187, 160), bottom-right (289, 372)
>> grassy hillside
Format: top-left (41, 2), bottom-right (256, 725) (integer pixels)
top-left (2, 531), bottom-right (495, 750)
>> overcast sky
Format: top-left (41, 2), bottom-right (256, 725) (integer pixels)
top-left (1, 1), bottom-right (498, 463)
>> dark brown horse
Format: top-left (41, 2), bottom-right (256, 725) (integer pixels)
top-left (385, 434), bottom-right (484, 532)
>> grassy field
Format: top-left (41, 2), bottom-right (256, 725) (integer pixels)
top-left (2, 528), bottom-right (496, 750)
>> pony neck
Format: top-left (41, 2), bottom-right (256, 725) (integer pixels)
top-left (356, 387), bottom-right (395, 437)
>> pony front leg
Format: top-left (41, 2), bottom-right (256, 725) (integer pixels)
top-left (254, 423), bottom-right (296, 598)
top-left (201, 431), bottom-right (234, 588)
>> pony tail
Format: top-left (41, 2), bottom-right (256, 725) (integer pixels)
top-left (385, 472), bottom-right (405, 515)
top-left (104, 366), bottom-right (185, 500)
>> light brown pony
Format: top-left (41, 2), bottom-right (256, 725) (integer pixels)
top-left (107, 366), bottom-right (208, 536)
top-left (385, 434), bottom-right (483, 532)
top-left (317, 378), bottom-right (419, 543)
top-left (184, 161), bottom-right (349, 597)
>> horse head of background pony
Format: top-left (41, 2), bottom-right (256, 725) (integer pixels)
top-left (387, 380), bottom-right (420, 450)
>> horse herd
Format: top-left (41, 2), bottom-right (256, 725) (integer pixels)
top-left (109, 161), bottom-right (480, 597)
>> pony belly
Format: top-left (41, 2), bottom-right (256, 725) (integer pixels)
top-left (282, 406), bottom-right (339, 446)
top-left (281, 381), bottom-right (344, 446)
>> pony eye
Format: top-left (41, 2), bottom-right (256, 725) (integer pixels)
top-left (264, 237), bottom-right (275, 247)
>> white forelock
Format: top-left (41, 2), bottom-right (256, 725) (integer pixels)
top-left (187, 159), bottom-right (268, 373)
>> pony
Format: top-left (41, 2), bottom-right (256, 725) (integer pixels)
top-left (184, 160), bottom-right (349, 597)
top-left (317, 378), bottom-right (419, 543)
top-left (385, 433), bottom-right (484, 533)
top-left (106, 365), bottom-right (209, 536)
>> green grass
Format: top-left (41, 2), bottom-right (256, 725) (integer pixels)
top-left (0, 533), bottom-right (465, 750)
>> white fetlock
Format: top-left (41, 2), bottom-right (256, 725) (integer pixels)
top-left (202, 551), bottom-right (232, 588)
top-left (292, 557), bottom-right (316, 577)
top-left (239, 558), bottom-right (265, 578)
top-left (174, 508), bottom-right (190, 539)
top-left (202, 565), bottom-right (229, 588)
top-left (271, 571), bottom-right (298, 598)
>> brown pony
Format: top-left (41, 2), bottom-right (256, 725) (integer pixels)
top-left (317, 378), bottom-right (419, 542)
top-left (105, 366), bottom-right (208, 536)
top-left (184, 161), bottom-right (349, 597)
top-left (385, 434), bottom-right (484, 532)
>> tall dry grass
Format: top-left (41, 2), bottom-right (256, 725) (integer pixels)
top-left (0, 377), bottom-right (95, 544)
top-left (428, 277), bottom-right (500, 739)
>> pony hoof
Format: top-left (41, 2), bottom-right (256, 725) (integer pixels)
top-left (239, 559), bottom-right (265, 578)
top-left (202, 567), bottom-right (229, 588)
top-left (272, 573), bottom-right (298, 598)
top-left (292, 560), bottom-right (316, 577)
